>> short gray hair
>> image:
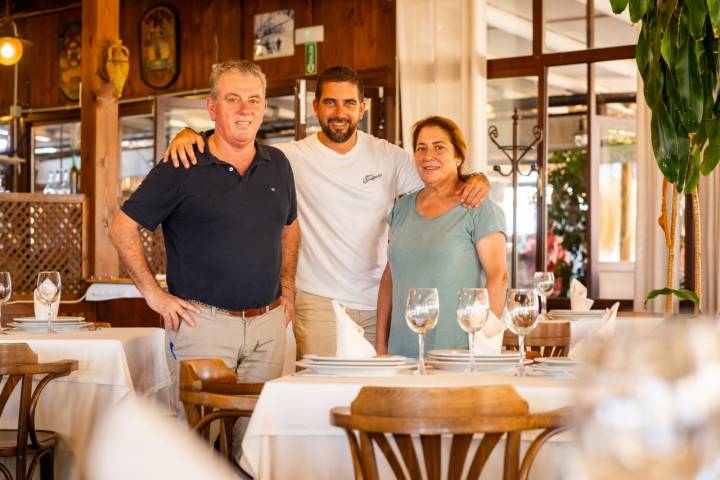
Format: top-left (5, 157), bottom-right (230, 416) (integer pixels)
top-left (209, 60), bottom-right (267, 99)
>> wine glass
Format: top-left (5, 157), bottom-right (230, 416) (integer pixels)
top-left (0, 272), bottom-right (11, 335)
top-left (405, 288), bottom-right (439, 375)
top-left (534, 271), bottom-right (554, 320)
top-left (456, 288), bottom-right (490, 372)
top-left (37, 271), bottom-right (61, 334)
top-left (506, 288), bottom-right (539, 376)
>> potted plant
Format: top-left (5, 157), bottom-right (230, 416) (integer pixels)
top-left (612, 0), bottom-right (720, 312)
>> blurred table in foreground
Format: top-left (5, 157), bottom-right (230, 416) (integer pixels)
top-left (0, 328), bottom-right (171, 479)
top-left (243, 371), bottom-right (579, 479)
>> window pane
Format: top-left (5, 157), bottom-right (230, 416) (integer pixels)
top-left (544, 0), bottom-right (586, 53)
top-left (594, 3), bottom-right (638, 48)
top-left (594, 59), bottom-right (637, 300)
top-left (546, 64), bottom-right (588, 296)
top-left (487, 76), bottom-right (539, 289)
top-left (32, 122), bottom-right (81, 194)
top-left (487, 0), bottom-right (533, 58)
top-left (120, 115), bottom-right (154, 196)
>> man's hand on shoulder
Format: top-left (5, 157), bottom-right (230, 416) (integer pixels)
top-left (145, 287), bottom-right (201, 331)
top-left (162, 128), bottom-right (205, 169)
top-left (457, 173), bottom-right (490, 208)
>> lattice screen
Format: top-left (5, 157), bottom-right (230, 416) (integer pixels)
top-left (0, 195), bottom-right (86, 297)
top-left (119, 226), bottom-right (167, 277)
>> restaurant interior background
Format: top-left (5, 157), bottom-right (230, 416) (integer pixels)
top-left (0, 0), bottom-right (714, 325)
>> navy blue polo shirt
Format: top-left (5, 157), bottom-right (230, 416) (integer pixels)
top-left (121, 142), bottom-right (297, 310)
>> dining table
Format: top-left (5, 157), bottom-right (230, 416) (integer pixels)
top-left (241, 369), bottom-right (580, 479)
top-left (0, 327), bottom-right (172, 480)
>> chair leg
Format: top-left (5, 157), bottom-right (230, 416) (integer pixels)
top-left (40, 449), bottom-right (54, 480)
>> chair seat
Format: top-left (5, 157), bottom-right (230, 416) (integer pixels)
top-left (0, 429), bottom-right (56, 456)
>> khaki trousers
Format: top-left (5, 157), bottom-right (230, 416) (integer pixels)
top-left (293, 290), bottom-right (377, 359)
top-left (165, 302), bottom-right (285, 466)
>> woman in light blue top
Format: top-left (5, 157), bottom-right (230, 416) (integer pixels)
top-left (375, 116), bottom-right (509, 358)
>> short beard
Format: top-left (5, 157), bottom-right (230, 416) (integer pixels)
top-left (320, 119), bottom-right (357, 143)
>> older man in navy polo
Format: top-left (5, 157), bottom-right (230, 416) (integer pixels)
top-left (109, 61), bottom-right (298, 401)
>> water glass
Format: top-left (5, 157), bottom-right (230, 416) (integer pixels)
top-left (0, 272), bottom-right (11, 335)
top-left (506, 288), bottom-right (539, 376)
top-left (405, 288), bottom-right (439, 375)
top-left (534, 271), bottom-right (554, 319)
top-left (456, 288), bottom-right (490, 372)
top-left (37, 271), bottom-right (61, 334)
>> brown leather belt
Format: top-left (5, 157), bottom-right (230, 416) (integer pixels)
top-left (224, 297), bottom-right (283, 318)
top-left (190, 297), bottom-right (283, 318)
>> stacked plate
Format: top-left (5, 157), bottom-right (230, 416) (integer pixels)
top-left (548, 310), bottom-right (605, 320)
top-left (426, 349), bottom-right (529, 372)
top-left (296, 354), bottom-right (412, 376)
top-left (532, 357), bottom-right (581, 378)
top-left (8, 316), bottom-right (89, 333)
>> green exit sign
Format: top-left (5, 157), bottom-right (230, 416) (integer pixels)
top-left (305, 42), bottom-right (317, 76)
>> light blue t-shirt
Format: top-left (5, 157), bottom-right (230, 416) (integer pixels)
top-left (387, 191), bottom-right (507, 358)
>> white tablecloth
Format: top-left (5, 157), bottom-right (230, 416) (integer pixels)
top-left (242, 371), bottom-right (580, 479)
top-left (0, 328), bottom-right (171, 479)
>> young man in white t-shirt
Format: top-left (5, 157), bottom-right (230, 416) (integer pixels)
top-left (163, 66), bottom-right (489, 358)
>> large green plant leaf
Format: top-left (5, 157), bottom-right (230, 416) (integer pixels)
top-left (687, 0), bottom-right (709, 39)
top-left (674, 10), bottom-right (704, 133)
top-left (702, 119), bottom-right (720, 174)
top-left (629, 0), bottom-right (649, 23)
top-left (638, 23), bottom-right (652, 74)
top-left (659, 0), bottom-right (678, 29)
top-left (651, 99), bottom-right (680, 183)
top-left (644, 288), bottom-right (700, 308)
top-left (709, 0), bottom-right (720, 38)
top-left (611, 0), bottom-right (630, 14)
top-left (684, 143), bottom-right (702, 192)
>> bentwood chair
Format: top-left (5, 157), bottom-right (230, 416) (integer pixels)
top-left (178, 359), bottom-right (264, 463)
top-left (330, 385), bottom-right (569, 480)
top-left (0, 343), bottom-right (78, 480)
top-left (503, 321), bottom-right (571, 358)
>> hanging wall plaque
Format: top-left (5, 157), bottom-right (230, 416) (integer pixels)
top-left (58, 21), bottom-right (81, 101)
top-left (139, 5), bottom-right (179, 89)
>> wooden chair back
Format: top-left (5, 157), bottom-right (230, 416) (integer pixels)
top-left (503, 321), bottom-right (571, 357)
top-left (0, 343), bottom-right (77, 480)
top-left (179, 359), bottom-right (264, 463)
top-left (330, 385), bottom-right (567, 480)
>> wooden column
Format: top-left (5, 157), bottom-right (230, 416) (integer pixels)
top-left (80, 0), bottom-right (120, 277)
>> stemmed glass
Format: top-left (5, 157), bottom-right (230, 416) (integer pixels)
top-left (456, 288), bottom-right (490, 372)
top-left (37, 271), bottom-right (61, 334)
top-left (506, 289), bottom-right (539, 376)
top-left (534, 271), bottom-right (554, 320)
top-left (405, 288), bottom-right (439, 375)
top-left (0, 272), bottom-right (11, 335)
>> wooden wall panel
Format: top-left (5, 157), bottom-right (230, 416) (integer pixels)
top-left (2, 0), bottom-right (397, 136)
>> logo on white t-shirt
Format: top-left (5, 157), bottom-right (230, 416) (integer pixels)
top-left (362, 173), bottom-right (382, 184)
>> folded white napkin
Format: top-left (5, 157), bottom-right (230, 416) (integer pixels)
top-left (569, 278), bottom-right (594, 311)
top-left (472, 310), bottom-right (506, 355)
top-left (333, 300), bottom-right (376, 359)
top-left (33, 288), bottom-right (59, 320)
top-left (569, 302), bottom-right (619, 360)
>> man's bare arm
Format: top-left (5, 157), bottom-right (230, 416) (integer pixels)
top-left (279, 219), bottom-right (300, 324)
top-left (108, 211), bottom-right (199, 330)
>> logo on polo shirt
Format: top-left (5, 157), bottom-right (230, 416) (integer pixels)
top-left (362, 173), bottom-right (382, 184)
top-left (270, 187), bottom-right (276, 192)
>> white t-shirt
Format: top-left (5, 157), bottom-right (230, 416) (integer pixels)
top-left (277, 132), bottom-right (423, 310)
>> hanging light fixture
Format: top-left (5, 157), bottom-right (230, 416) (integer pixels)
top-left (0, 1), bottom-right (30, 67)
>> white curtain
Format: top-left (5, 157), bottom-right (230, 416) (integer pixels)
top-left (633, 79), bottom-right (681, 313)
top-left (396, 0), bottom-right (487, 173)
top-left (699, 165), bottom-right (720, 316)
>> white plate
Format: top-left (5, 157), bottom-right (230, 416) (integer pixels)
top-left (530, 365), bottom-right (577, 378)
top-left (302, 354), bottom-right (406, 365)
top-left (535, 357), bottom-right (581, 366)
top-left (427, 358), bottom-right (531, 372)
top-left (428, 349), bottom-right (520, 360)
top-left (14, 316), bottom-right (85, 323)
top-left (549, 310), bottom-right (604, 318)
top-left (296, 360), bottom-right (414, 377)
top-left (9, 321), bottom-right (86, 327)
top-left (8, 325), bottom-right (89, 332)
